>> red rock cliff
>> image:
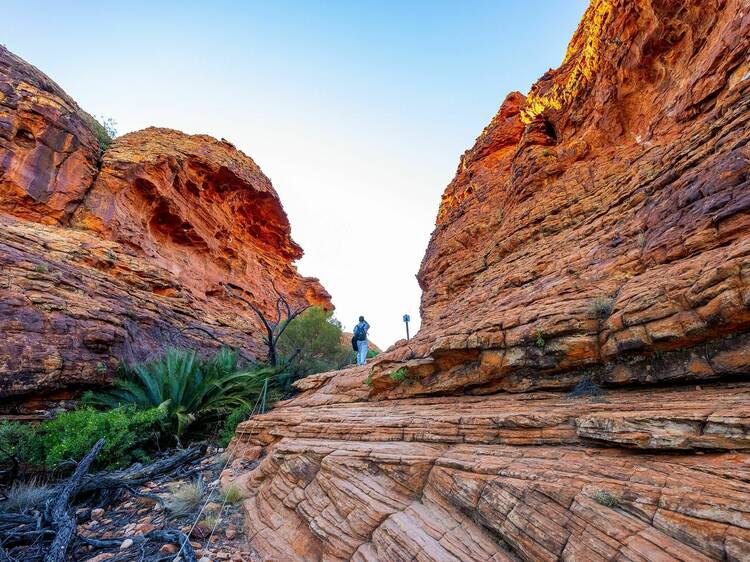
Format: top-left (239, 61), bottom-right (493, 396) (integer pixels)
top-left (228, 1), bottom-right (750, 560)
top-left (0, 46), bottom-right (330, 408)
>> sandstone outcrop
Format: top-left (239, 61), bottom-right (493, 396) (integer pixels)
top-left (230, 1), bottom-right (750, 560)
top-left (0, 46), bottom-right (330, 409)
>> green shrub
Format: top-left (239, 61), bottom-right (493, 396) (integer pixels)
top-left (35, 406), bottom-right (167, 470)
top-left (86, 114), bottom-right (117, 153)
top-left (277, 307), bottom-right (352, 382)
top-left (217, 404), bottom-right (252, 447)
top-left (389, 368), bottom-right (408, 383)
top-left (366, 349), bottom-right (379, 359)
top-left (85, 348), bottom-right (277, 437)
top-left (594, 489), bottom-right (620, 508)
top-left (0, 420), bottom-right (39, 465)
top-left (535, 328), bottom-right (545, 348)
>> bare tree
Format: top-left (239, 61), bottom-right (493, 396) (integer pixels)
top-left (222, 281), bottom-right (308, 366)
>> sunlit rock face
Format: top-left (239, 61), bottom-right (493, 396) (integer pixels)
top-left (230, 1), bottom-right (750, 560)
top-left (0, 46), bottom-right (100, 224)
top-left (0, 46), bottom-right (330, 409)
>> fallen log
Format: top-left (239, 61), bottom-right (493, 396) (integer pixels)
top-left (77, 442), bottom-right (205, 496)
top-left (44, 438), bottom-right (104, 562)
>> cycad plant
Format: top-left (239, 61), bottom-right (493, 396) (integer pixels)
top-left (85, 348), bottom-right (278, 437)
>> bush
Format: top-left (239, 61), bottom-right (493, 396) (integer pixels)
top-left (86, 114), bottom-right (117, 153)
top-left (277, 307), bottom-right (352, 382)
top-left (568, 376), bottom-right (605, 398)
top-left (0, 407), bottom-right (166, 471)
top-left (0, 420), bottom-right (39, 466)
top-left (366, 349), bottom-right (379, 359)
top-left (85, 348), bottom-right (277, 437)
top-left (217, 404), bottom-right (252, 447)
top-left (36, 406), bottom-right (167, 470)
top-left (389, 368), bottom-right (408, 383)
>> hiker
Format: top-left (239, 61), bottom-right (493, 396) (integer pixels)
top-left (353, 316), bottom-right (370, 365)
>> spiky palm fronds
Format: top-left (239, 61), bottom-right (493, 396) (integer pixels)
top-left (86, 348), bottom-right (278, 436)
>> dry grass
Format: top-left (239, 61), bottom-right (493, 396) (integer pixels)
top-left (0, 478), bottom-right (53, 513)
top-left (165, 478), bottom-right (206, 517)
top-left (221, 485), bottom-right (242, 505)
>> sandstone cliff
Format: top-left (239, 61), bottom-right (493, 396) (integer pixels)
top-left (0, 46), bottom-right (330, 409)
top-left (229, 1), bottom-right (750, 560)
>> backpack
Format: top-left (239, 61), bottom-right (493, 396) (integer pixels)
top-left (351, 335), bottom-right (358, 351)
top-left (354, 323), bottom-right (367, 341)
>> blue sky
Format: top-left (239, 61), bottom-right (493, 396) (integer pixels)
top-left (4, 1), bottom-right (588, 347)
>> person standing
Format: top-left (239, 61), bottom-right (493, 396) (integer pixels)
top-left (353, 316), bottom-right (370, 365)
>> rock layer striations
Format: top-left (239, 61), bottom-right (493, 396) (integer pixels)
top-left (0, 46), bottom-right (330, 406)
top-left (230, 1), bottom-right (750, 560)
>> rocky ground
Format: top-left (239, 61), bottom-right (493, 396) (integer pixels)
top-left (73, 450), bottom-right (260, 562)
top-left (1, 448), bottom-right (261, 562)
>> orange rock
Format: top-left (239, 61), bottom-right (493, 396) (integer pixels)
top-left (230, 1), bottom-right (750, 560)
top-left (0, 47), bottom-right (331, 407)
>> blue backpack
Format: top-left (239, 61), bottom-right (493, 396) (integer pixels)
top-left (354, 323), bottom-right (367, 341)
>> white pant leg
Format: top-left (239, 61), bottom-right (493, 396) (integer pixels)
top-left (357, 340), bottom-right (368, 365)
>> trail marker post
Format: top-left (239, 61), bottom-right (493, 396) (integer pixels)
top-left (403, 314), bottom-right (411, 340)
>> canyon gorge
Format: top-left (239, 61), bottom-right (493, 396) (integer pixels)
top-left (0, 0), bottom-right (749, 560)
top-left (228, 0), bottom-right (750, 560)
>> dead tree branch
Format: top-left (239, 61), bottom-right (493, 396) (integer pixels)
top-left (222, 282), bottom-right (308, 366)
top-left (44, 438), bottom-right (104, 562)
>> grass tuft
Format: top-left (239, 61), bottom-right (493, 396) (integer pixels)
top-left (221, 484), bottom-right (243, 504)
top-left (590, 296), bottom-right (615, 319)
top-left (594, 489), bottom-right (620, 508)
top-left (165, 479), bottom-right (206, 517)
top-left (0, 478), bottom-right (52, 513)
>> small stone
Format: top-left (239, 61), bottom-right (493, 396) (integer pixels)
top-left (120, 538), bottom-right (133, 550)
top-left (90, 508), bottom-right (105, 520)
top-left (198, 557), bottom-right (212, 562)
top-left (135, 522), bottom-right (155, 534)
top-left (87, 554), bottom-right (114, 562)
top-left (160, 543), bottom-right (178, 554)
top-left (215, 553), bottom-right (230, 560)
top-left (205, 502), bottom-right (222, 512)
top-left (224, 528), bottom-right (236, 540)
top-left (190, 541), bottom-right (202, 548)
top-left (190, 523), bottom-right (211, 540)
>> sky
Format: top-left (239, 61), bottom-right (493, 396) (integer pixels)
top-left (4, 0), bottom-right (588, 348)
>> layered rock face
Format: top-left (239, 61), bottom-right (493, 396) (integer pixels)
top-left (0, 46), bottom-right (330, 407)
top-left (230, 1), bottom-right (750, 560)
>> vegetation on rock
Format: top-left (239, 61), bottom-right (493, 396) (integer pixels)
top-left (276, 306), bottom-right (356, 390)
top-left (84, 348), bottom-right (277, 437)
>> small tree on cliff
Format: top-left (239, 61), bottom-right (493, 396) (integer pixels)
top-left (277, 306), bottom-right (351, 379)
top-left (222, 282), bottom-right (308, 366)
